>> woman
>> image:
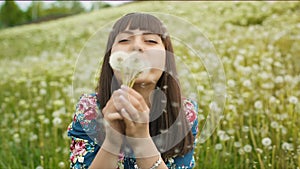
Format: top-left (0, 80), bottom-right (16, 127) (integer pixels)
top-left (68, 13), bottom-right (198, 169)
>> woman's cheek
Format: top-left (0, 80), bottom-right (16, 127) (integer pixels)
top-left (145, 49), bottom-right (166, 71)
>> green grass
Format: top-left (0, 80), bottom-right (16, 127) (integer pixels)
top-left (1, 1), bottom-right (300, 169)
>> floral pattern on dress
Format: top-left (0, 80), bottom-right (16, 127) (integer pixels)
top-left (70, 137), bottom-right (95, 169)
top-left (68, 93), bottom-right (199, 169)
top-left (73, 94), bottom-right (100, 132)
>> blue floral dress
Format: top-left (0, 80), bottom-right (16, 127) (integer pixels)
top-left (67, 93), bottom-right (199, 169)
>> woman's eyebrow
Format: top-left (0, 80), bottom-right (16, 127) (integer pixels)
top-left (121, 30), bottom-right (157, 35)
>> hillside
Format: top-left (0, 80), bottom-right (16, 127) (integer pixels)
top-left (0, 1), bottom-right (299, 169)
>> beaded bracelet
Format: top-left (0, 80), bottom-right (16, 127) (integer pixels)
top-left (134, 156), bottom-right (162, 169)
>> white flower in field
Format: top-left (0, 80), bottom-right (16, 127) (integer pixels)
top-left (284, 75), bottom-right (293, 83)
top-left (254, 100), bottom-right (263, 109)
top-left (269, 96), bottom-right (277, 104)
top-left (58, 162), bottom-right (65, 168)
top-left (242, 66), bottom-right (252, 75)
top-left (39, 89), bottom-right (47, 95)
top-left (281, 127), bottom-right (287, 135)
top-left (53, 117), bottom-right (62, 126)
top-left (29, 132), bottom-right (38, 142)
top-left (281, 142), bottom-right (294, 151)
top-left (288, 96), bottom-right (298, 104)
top-left (18, 100), bottom-right (26, 106)
top-left (242, 126), bottom-right (249, 132)
top-left (262, 137), bottom-right (272, 147)
top-left (238, 148), bottom-right (245, 155)
top-left (261, 82), bottom-right (274, 89)
top-left (275, 76), bottom-right (283, 83)
top-left (227, 79), bottom-right (235, 87)
top-left (242, 79), bottom-right (251, 88)
top-left (40, 81), bottom-right (47, 88)
top-left (36, 166), bottom-right (43, 169)
top-left (13, 133), bottom-right (20, 143)
top-left (197, 85), bottom-right (204, 91)
top-left (209, 101), bottom-right (221, 113)
top-left (243, 144), bottom-right (252, 153)
top-left (43, 118), bottom-right (50, 124)
top-left (256, 148), bottom-right (263, 154)
top-left (259, 71), bottom-right (269, 80)
top-left (234, 142), bottom-right (241, 148)
top-left (215, 143), bottom-right (223, 150)
top-left (270, 121), bottom-right (279, 129)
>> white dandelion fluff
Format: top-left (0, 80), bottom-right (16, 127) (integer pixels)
top-left (109, 51), bottom-right (150, 87)
top-left (262, 137), bottom-right (272, 147)
top-left (288, 96), bottom-right (298, 104)
top-left (243, 144), bottom-right (252, 153)
top-left (254, 100), bottom-right (263, 109)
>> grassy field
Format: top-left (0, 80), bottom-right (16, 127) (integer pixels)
top-left (0, 1), bottom-right (299, 169)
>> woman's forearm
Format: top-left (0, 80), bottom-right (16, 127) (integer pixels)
top-left (127, 137), bottom-right (168, 169)
top-left (89, 139), bottom-right (122, 169)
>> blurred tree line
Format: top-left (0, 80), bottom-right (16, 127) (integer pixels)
top-left (0, 0), bottom-right (111, 29)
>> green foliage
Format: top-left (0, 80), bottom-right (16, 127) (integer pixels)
top-left (0, 0), bottom-right (26, 27)
top-left (0, 1), bottom-right (300, 169)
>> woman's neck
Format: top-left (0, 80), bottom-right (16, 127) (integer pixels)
top-left (133, 83), bottom-right (156, 108)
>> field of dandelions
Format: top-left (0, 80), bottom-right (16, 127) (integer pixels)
top-left (1, 1), bottom-right (299, 169)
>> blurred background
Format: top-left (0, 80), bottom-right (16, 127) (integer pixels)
top-left (0, 1), bottom-right (299, 169)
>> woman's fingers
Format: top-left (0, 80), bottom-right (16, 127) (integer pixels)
top-left (121, 85), bottom-right (148, 110)
top-left (106, 112), bottom-right (123, 121)
top-left (119, 95), bottom-right (141, 122)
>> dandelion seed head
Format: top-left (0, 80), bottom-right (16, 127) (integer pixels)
top-left (282, 142), bottom-right (294, 151)
top-left (58, 162), bottom-right (65, 169)
top-left (215, 143), bottom-right (223, 150)
top-left (13, 133), bottom-right (21, 143)
top-left (269, 96), bottom-right (277, 104)
top-left (227, 79), bottom-right (236, 87)
top-left (288, 96), bottom-right (298, 104)
top-left (234, 142), bottom-right (241, 148)
top-left (242, 126), bottom-right (249, 133)
top-left (244, 144), bottom-right (252, 153)
top-left (238, 148), bottom-right (245, 155)
top-left (275, 76), bottom-right (283, 83)
top-left (53, 117), bottom-right (62, 126)
top-left (39, 89), bottom-right (47, 95)
top-left (270, 121), bottom-right (279, 129)
top-left (262, 137), bottom-right (272, 147)
top-left (254, 100), bottom-right (263, 109)
top-left (256, 148), bottom-right (263, 154)
top-left (242, 80), bottom-right (251, 88)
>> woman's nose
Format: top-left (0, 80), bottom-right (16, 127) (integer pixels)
top-left (131, 38), bottom-right (144, 52)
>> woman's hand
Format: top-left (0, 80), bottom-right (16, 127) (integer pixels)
top-left (102, 91), bottom-right (125, 143)
top-left (115, 85), bottom-right (150, 138)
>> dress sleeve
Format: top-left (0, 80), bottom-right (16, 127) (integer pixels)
top-left (167, 98), bottom-right (199, 169)
top-left (67, 94), bottom-right (102, 169)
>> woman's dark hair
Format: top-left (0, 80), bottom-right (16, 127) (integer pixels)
top-left (96, 13), bottom-right (194, 159)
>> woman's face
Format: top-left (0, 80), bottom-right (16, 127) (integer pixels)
top-left (111, 29), bottom-right (166, 85)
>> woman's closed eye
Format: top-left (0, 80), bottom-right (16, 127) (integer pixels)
top-left (118, 39), bottom-right (129, 43)
top-left (145, 40), bottom-right (158, 44)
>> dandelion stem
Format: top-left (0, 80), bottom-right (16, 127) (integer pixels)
top-left (249, 119), bottom-right (265, 169)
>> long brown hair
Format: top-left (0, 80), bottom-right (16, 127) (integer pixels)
top-left (96, 13), bottom-right (194, 159)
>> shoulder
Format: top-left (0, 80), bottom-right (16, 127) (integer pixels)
top-left (73, 93), bottom-right (100, 122)
top-left (68, 93), bottom-right (101, 135)
top-left (182, 98), bottom-right (198, 124)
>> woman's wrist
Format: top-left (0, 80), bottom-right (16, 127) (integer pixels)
top-left (101, 137), bottom-right (123, 155)
top-left (126, 136), bottom-right (160, 158)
